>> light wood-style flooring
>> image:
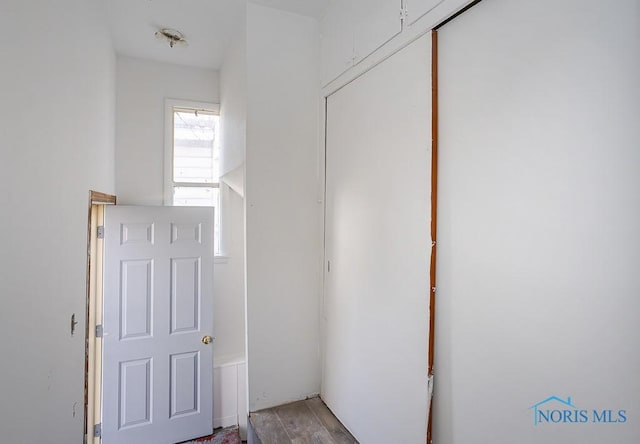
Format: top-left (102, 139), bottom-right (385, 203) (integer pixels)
top-left (249, 397), bottom-right (358, 444)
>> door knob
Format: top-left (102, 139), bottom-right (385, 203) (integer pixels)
top-left (202, 335), bottom-right (213, 345)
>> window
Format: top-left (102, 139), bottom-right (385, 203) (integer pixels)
top-left (164, 99), bottom-right (221, 255)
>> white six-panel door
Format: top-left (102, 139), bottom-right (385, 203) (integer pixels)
top-left (102, 206), bottom-right (214, 444)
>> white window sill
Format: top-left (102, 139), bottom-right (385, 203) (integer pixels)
top-left (214, 255), bottom-right (229, 264)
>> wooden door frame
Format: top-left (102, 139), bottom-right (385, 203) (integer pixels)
top-left (84, 191), bottom-right (116, 443)
top-left (427, 3), bottom-right (483, 442)
top-left (426, 29), bottom-right (438, 444)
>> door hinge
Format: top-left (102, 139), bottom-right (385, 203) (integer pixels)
top-left (327, 260), bottom-right (331, 272)
top-left (94, 423), bottom-right (101, 438)
top-left (95, 324), bottom-right (103, 338)
top-left (97, 225), bottom-right (104, 239)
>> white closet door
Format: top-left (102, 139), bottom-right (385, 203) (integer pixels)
top-left (323, 34), bottom-right (431, 444)
top-left (435, 0), bottom-right (640, 443)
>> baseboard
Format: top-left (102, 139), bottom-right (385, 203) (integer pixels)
top-left (214, 414), bottom-right (238, 429)
top-left (213, 360), bottom-right (248, 438)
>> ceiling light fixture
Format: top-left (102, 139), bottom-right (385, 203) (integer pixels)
top-left (155, 28), bottom-right (188, 48)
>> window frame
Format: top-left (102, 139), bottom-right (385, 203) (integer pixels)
top-left (163, 98), bottom-right (224, 258)
top-left (163, 98), bottom-right (220, 204)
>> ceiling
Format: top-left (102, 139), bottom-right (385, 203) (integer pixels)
top-left (250, 0), bottom-right (330, 18)
top-left (106, 0), bottom-right (330, 70)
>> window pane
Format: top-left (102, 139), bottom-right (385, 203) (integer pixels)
top-left (173, 110), bottom-right (219, 183)
top-left (173, 186), bottom-right (220, 254)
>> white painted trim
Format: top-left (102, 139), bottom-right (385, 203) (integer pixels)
top-left (214, 415), bottom-right (238, 429)
top-left (173, 182), bottom-right (221, 188)
top-left (214, 357), bottom-right (246, 369)
top-left (213, 360), bottom-right (248, 429)
top-left (321, 0), bottom-right (475, 98)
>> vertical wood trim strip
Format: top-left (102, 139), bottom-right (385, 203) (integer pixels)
top-left (427, 29), bottom-right (439, 444)
top-left (93, 204), bottom-right (106, 444)
top-left (84, 190), bottom-right (116, 440)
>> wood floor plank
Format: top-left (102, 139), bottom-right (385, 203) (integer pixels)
top-left (291, 430), bottom-right (339, 444)
top-left (251, 398), bottom-right (357, 444)
top-left (275, 400), bottom-right (337, 444)
top-left (305, 398), bottom-right (358, 444)
top-left (250, 410), bottom-right (291, 444)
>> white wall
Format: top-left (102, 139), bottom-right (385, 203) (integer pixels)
top-left (323, 34), bottom-right (431, 444)
top-left (245, 3), bottom-right (322, 411)
top-left (220, 21), bottom-right (247, 181)
top-left (0, 0), bottom-right (115, 441)
top-left (219, 33), bottom-right (248, 376)
top-left (115, 56), bottom-right (219, 205)
top-left (434, 0), bottom-right (640, 443)
top-left (217, 29), bottom-right (250, 429)
top-left (114, 56), bottom-right (246, 364)
top-left (216, 183), bottom-right (247, 363)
